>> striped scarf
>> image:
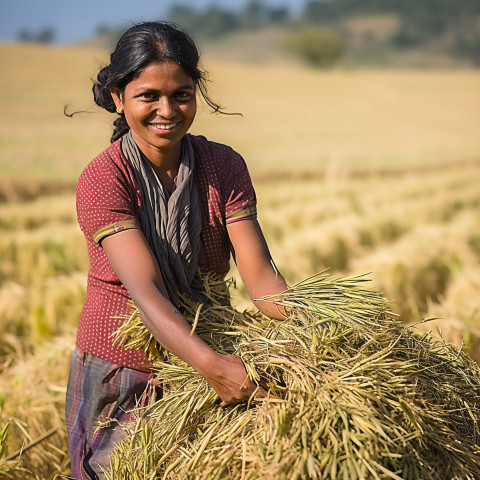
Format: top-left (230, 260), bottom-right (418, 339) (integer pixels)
top-left (121, 130), bottom-right (204, 307)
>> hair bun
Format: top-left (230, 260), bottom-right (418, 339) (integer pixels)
top-left (93, 66), bottom-right (116, 113)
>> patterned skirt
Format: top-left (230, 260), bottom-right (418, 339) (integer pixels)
top-left (65, 347), bottom-right (161, 480)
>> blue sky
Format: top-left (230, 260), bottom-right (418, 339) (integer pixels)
top-left (1, 0), bottom-right (307, 44)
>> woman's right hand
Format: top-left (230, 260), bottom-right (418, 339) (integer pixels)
top-left (202, 353), bottom-right (266, 404)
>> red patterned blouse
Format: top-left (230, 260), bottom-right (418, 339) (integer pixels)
top-left (75, 134), bottom-right (256, 370)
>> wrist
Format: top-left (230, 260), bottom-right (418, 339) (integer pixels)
top-left (190, 346), bottom-right (221, 378)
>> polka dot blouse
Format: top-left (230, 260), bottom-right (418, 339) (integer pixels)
top-left (75, 134), bottom-right (256, 370)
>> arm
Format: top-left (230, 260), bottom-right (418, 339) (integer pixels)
top-left (227, 218), bottom-right (288, 319)
top-left (102, 229), bottom-right (259, 403)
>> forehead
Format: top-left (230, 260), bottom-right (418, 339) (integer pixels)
top-left (128, 61), bottom-right (194, 89)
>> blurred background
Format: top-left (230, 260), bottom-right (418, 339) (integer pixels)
top-left (1, 1), bottom-right (480, 477)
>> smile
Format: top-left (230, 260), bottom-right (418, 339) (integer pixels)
top-left (150, 122), bottom-right (178, 130)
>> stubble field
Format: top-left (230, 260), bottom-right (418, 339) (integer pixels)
top-left (0, 42), bottom-right (479, 478)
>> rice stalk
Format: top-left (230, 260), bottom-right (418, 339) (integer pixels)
top-left (107, 272), bottom-right (480, 479)
top-left (0, 334), bottom-right (73, 479)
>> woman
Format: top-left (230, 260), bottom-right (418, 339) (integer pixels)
top-left (66, 21), bottom-right (287, 479)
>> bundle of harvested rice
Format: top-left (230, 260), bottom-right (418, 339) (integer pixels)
top-left (107, 273), bottom-right (480, 480)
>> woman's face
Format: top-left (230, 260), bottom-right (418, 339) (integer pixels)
top-left (111, 61), bottom-right (197, 164)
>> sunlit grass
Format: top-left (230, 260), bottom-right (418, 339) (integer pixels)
top-left (194, 63), bottom-right (480, 173)
top-left (1, 42), bottom-right (480, 478)
top-left (0, 334), bottom-right (73, 479)
top-left (1, 43), bottom-right (480, 180)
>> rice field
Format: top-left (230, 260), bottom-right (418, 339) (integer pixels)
top-left (0, 42), bottom-right (479, 479)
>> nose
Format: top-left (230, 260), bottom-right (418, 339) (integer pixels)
top-left (156, 96), bottom-right (175, 119)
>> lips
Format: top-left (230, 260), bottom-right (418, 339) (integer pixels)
top-left (150, 122), bottom-right (179, 132)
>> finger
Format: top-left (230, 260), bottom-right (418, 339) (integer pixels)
top-left (254, 385), bottom-right (268, 399)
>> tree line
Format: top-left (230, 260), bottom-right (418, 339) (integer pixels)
top-left (18, 0), bottom-right (480, 67)
top-left (168, 0), bottom-right (480, 66)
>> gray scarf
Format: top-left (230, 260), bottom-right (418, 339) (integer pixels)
top-left (121, 130), bottom-right (204, 307)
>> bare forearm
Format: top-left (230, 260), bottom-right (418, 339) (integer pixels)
top-left (241, 266), bottom-right (287, 319)
top-left (102, 232), bottom-right (216, 374)
top-left (227, 219), bottom-right (289, 320)
top-left (102, 229), bottom-right (259, 403)
top-left (129, 285), bottom-right (262, 402)
top-left (129, 283), bottom-right (217, 375)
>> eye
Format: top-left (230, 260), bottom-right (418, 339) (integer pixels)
top-left (138, 91), bottom-right (158, 101)
top-left (174, 91), bottom-right (194, 102)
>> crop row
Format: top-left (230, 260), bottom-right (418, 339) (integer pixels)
top-left (1, 162), bottom-right (479, 366)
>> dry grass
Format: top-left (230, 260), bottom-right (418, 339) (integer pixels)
top-left (0, 334), bottom-right (74, 479)
top-left (193, 64), bottom-right (480, 174)
top-left (350, 210), bottom-right (479, 320)
top-left (1, 43), bottom-right (480, 180)
top-left (106, 274), bottom-right (480, 479)
top-left (1, 42), bottom-right (480, 478)
top-left (0, 43), bottom-right (110, 180)
top-left (0, 193), bottom-right (87, 366)
top-left (422, 266), bottom-right (480, 357)
top-left (0, 179), bottom-right (75, 204)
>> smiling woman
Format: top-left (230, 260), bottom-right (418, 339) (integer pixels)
top-left (66, 21), bottom-right (288, 480)
top-left (110, 61), bottom-right (197, 188)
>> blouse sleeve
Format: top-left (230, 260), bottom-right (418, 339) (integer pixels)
top-left (76, 155), bottom-right (140, 245)
top-left (222, 149), bottom-right (257, 225)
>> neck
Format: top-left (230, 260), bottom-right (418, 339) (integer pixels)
top-left (153, 164), bottom-right (177, 194)
top-left (131, 131), bottom-right (183, 174)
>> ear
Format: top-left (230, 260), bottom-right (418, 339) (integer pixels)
top-left (110, 88), bottom-right (124, 114)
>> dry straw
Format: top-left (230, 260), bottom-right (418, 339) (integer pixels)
top-left (108, 272), bottom-right (480, 479)
top-left (0, 334), bottom-right (73, 479)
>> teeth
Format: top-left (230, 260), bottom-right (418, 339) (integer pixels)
top-left (153, 123), bottom-right (176, 130)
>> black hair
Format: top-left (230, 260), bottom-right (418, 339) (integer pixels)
top-left (92, 21), bottom-right (227, 143)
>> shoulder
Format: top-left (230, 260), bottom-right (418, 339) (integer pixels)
top-left (77, 139), bottom-right (136, 191)
top-left (75, 139), bottom-right (140, 233)
top-left (79, 140), bottom-right (125, 180)
top-left (190, 134), bottom-right (252, 195)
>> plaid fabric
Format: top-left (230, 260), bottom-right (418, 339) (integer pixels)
top-left (65, 348), bottom-right (161, 480)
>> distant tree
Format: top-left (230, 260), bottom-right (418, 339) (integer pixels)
top-left (303, 0), bottom-right (480, 46)
top-left (167, 4), bottom-right (238, 39)
top-left (241, 1), bottom-right (288, 27)
top-left (36, 27), bottom-right (55, 43)
top-left (303, 0), bottom-right (340, 22)
top-left (303, 0), bottom-right (398, 22)
top-left (241, 0), bottom-right (266, 29)
top-left (454, 32), bottom-right (480, 66)
top-left (198, 6), bottom-right (239, 38)
top-left (18, 28), bottom-right (33, 42)
top-left (301, 0), bottom-right (480, 64)
top-left (267, 6), bottom-right (289, 24)
top-left (96, 24), bottom-right (111, 35)
top-left (17, 26), bottom-right (55, 43)
top-left (283, 27), bottom-right (345, 68)
top-left (167, 4), bottom-right (199, 33)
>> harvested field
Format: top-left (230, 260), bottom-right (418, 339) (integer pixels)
top-left (0, 42), bottom-right (479, 478)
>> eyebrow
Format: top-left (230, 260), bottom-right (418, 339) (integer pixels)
top-left (132, 83), bottom-right (194, 93)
